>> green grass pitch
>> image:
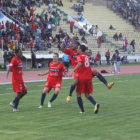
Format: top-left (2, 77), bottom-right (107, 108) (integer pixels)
top-left (0, 74), bottom-right (140, 140)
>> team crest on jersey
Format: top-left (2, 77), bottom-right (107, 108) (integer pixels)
top-left (17, 64), bottom-right (23, 68)
top-left (72, 55), bottom-right (77, 58)
top-left (50, 68), bottom-right (60, 72)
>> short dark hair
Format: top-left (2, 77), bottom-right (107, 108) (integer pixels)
top-left (76, 42), bottom-right (81, 46)
top-left (80, 45), bottom-right (87, 52)
top-left (15, 49), bottom-right (21, 54)
top-left (54, 53), bottom-right (59, 57)
top-left (71, 39), bottom-right (80, 46)
top-left (115, 49), bottom-right (119, 53)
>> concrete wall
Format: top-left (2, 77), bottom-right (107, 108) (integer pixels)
top-left (86, 0), bottom-right (112, 7)
top-left (0, 51), bottom-right (4, 66)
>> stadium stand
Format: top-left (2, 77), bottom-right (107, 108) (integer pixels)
top-left (0, 0), bottom-right (140, 67)
top-left (56, 0), bottom-right (140, 55)
top-left (112, 0), bottom-right (140, 29)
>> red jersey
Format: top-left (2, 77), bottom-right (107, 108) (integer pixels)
top-left (9, 56), bottom-right (23, 83)
top-left (13, 24), bottom-right (16, 30)
top-left (26, 17), bottom-right (30, 22)
top-left (30, 40), bottom-right (33, 47)
top-left (77, 54), bottom-right (92, 79)
top-left (2, 23), bottom-right (4, 29)
top-left (16, 34), bottom-right (20, 40)
top-left (30, 8), bottom-right (36, 16)
top-left (94, 53), bottom-right (101, 62)
top-left (64, 48), bottom-right (77, 68)
top-left (106, 51), bottom-right (110, 56)
top-left (125, 41), bottom-right (128, 46)
top-left (69, 21), bottom-right (74, 27)
top-left (30, 16), bottom-right (34, 22)
top-left (47, 62), bottom-right (67, 82)
top-left (0, 39), bottom-right (2, 44)
top-left (32, 23), bottom-right (37, 30)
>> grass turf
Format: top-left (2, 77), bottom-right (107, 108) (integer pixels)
top-left (0, 74), bottom-right (140, 140)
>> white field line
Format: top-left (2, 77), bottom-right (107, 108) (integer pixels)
top-left (0, 73), bottom-right (127, 85)
top-left (0, 73), bottom-right (120, 85)
top-left (1, 78), bottom-right (139, 96)
top-left (0, 77), bottom-right (73, 85)
top-left (2, 76), bottom-right (123, 89)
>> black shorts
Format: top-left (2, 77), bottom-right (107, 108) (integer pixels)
top-left (63, 62), bottom-right (69, 68)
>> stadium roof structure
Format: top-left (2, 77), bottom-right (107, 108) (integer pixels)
top-left (23, 53), bottom-right (64, 59)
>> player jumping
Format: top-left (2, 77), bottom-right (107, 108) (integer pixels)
top-left (71, 44), bottom-right (99, 114)
top-left (60, 40), bottom-right (79, 102)
top-left (61, 41), bottom-right (114, 103)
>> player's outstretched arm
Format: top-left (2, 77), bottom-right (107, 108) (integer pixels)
top-left (73, 62), bottom-right (82, 72)
top-left (70, 62), bottom-right (82, 76)
top-left (38, 70), bottom-right (49, 76)
top-left (6, 67), bottom-right (11, 78)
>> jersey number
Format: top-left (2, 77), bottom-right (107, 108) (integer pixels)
top-left (85, 57), bottom-right (90, 67)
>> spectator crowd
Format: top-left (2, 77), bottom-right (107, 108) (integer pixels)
top-left (112, 0), bottom-right (140, 28)
top-left (0, 0), bottom-right (66, 52)
top-left (0, 0), bottom-right (134, 71)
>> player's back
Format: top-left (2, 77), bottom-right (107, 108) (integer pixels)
top-left (77, 54), bottom-right (92, 80)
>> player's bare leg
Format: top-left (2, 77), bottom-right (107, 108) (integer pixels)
top-left (48, 88), bottom-right (60, 108)
top-left (66, 78), bottom-right (79, 103)
top-left (77, 92), bottom-right (85, 114)
top-left (39, 87), bottom-right (49, 108)
top-left (85, 93), bottom-right (100, 114)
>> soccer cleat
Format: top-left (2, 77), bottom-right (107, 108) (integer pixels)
top-left (9, 102), bottom-right (15, 108)
top-left (80, 111), bottom-right (85, 115)
top-left (38, 105), bottom-right (43, 109)
top-left (48, 102), bottom-right (52, 108)
top-left (94, 104), bottom-right (100, 114)
top-left (66, 96), bottom-right (71, 103)
top-left (107, 82), bottom-right (114, 90)
top-left (13, 108), bottom-right (18, 112)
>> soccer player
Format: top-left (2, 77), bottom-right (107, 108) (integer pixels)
top-left (71, 45), bottom-right (99, 114)
top-left (61, 41), bottom-right (114, 103)
top-left (38, 53), bottom-right (67, 108)
top-left (7, 49), bottom-right (27, 112)
top-left (61, 40), bottom-right (79, 103)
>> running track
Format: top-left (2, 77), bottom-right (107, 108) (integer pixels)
top-left (0, 65), bottom-right (140, 85)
